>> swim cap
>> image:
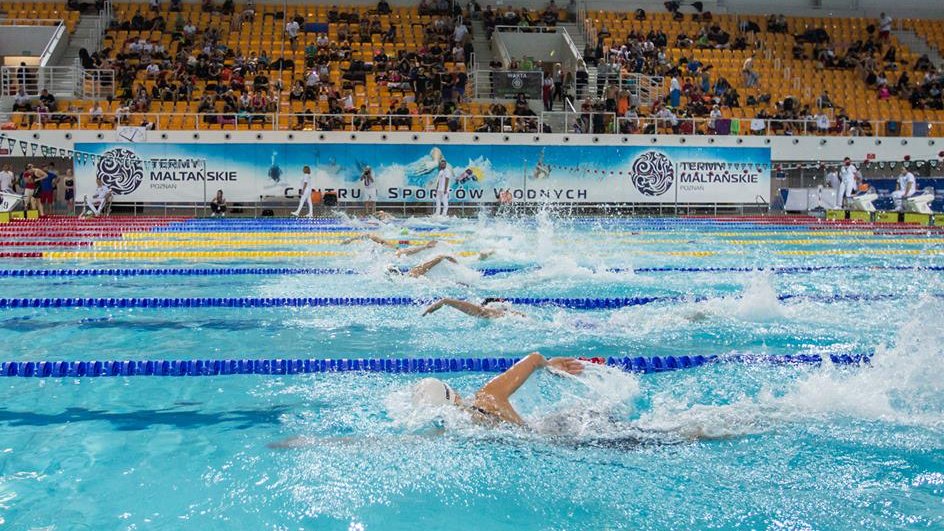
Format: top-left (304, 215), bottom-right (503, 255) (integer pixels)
top-left (412, 378), bottom-right (458, 408)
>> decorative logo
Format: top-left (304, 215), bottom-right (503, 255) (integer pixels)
top-left (511, 77), bottom-right (524, 89)
top-left (97, 148), bottom-right (144, 195)
top-left (630, 151), bottom-right (674, 196)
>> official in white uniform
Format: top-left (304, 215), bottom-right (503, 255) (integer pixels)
top-left (836, 157), bottom-right (861, 208)
top-left (84, 178), bottom-right (112, 216)
top-left (891, 166), bottom-right (916, 211)
top-left (292, 165), bottom-right (314, 218)
top-left (435, 159), bottom-right (453, 216)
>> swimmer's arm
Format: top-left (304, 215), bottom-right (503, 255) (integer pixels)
top-left (408, 254), bottom-right (456, 277)
top-left (395, 240), bottom-right (437, 257)
top-left (422, 297), bottom-right (500, 318)
top-left (473, 353), bottom-right (549, 425)
top-left (341, 234), bottom-right (393, 247)
top-left (477, 250), bottom-right (495, 260)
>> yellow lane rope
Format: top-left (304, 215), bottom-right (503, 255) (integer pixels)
top-left (93, 239), bottom-right (464, 249)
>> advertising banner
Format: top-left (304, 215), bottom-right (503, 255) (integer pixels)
top-left (491, 71), bottom-right (544, 99)
top-left (74, 142), bottom-right (771, 205)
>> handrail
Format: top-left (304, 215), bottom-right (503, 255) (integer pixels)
top-left (3, 111), bottom-right (942, 138)
top-left (0, 18), bottom-right (63, 25)
top-left (39, 20), bottom-right (66, 67)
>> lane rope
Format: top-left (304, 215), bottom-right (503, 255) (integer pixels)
top-left (0, 265), bottom-right (939, 278)
top-left (0, 353), bottom-right (871, 378)
top-left (0, 294), bottom-right (925, 309)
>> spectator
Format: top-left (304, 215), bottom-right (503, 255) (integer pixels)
top-left (361, 165), bottom-right (376, 215)
top-left (90, 102), bottom-right (105, 123)
top-left (878, 12), bottom-right (892, 41)
top-left (742, 53), bottom-right (759, 88)
top-left (707, 104), bottom-right (722, 133)
top-left (210, 189), bottom-right (227, 216)
top-left (815, 111), bottom-right (830, 135)
top-left (12, 89), bottom-right (32, 122)
top-left (816, 90), bottom-right (833, 109)
top-left (285, 18), bottom-right (300, 51)
top-left (377, 0), bottom-right (391, 15)
top-left (39, 89), bottom-right (57, 112)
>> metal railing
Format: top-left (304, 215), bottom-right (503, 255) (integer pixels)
top-left (1, 66), bottom-right (114, 99)
top-left (593, 71), bottom-right (664, 108)
top-left (3, 111), bottom-right (941, 138)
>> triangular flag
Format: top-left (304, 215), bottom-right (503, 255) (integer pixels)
top-left (19, 141), bottom-right (27, 155)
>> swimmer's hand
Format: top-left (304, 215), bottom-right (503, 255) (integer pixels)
top-left (546, 357), bottom-right (584, 375)
top-left (425, 240), bottom-right (438, 249)
top-left (478, 250), bottom-right (495, 260)
top-left (422, 299), bottom-right (445, 316)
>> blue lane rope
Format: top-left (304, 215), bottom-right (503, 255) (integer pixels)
top-left (0, 294), bottom-right (926, 309)
top-left (0, 267), bottom-right (523, 278)
top-left (0, 353), bottom-right (871, 378)
top-left (0, 265), bottom-right (938, 279)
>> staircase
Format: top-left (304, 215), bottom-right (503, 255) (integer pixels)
top-left (57, 14), bottom-right (104, 68)
top-left (891, 29), bottom-right (943, 68)
top-left (561, 21), bottom-right (597, 106)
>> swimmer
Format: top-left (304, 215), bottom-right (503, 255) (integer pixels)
top-left (422, 297), bottom-right (526, 318)
top-left (409, 353), bottom-right (582, 425)
top-left (269, 353), bottom-right (580, 447)
top-left (342, 233), bottom-right (438, 256)
top-left (374, 210), bottom-right (395, 222)
top-left (388, 254), bottom-right (458, 278)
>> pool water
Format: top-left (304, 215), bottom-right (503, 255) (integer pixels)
top-left (0, 213), bottom-right (942, 530)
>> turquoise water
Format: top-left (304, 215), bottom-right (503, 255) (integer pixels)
top-left (0, 214), bottom-right (943, 529)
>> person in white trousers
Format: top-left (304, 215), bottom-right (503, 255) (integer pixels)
top-left (291, 165), bottom-right (313, 218)
top-left (836, 157), bottom-right (861, 208)
top-left (891, 166), bottom-right (916, 211)
top-left (435, 159), bottom-right (452, 216)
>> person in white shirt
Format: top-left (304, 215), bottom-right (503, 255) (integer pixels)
top-left (707, 105), bottom-right (722, 133)
top-left (837, 157), bottom-right (861, 207)
top-left (0, 164), bottom-right (14, 193)
top-left (815, 112), bottom-right (830, 135)
top-left (361, 165), bottom-right (377, 215)
top-left (434, 159), bottom-right (453, 216)
top-left (879, 12), bottom-right (892, 41)
top-left (891, 166), bottom-right (916, 211)
top-left (291, 165), bottom-right (314, 217)
top-left (90, 102), bottom-right (104, 123)
top-left (285, 20), bottom-right (300, 50)
top-left (83, 177), bottom-right (112, 217)
top-left (453, 22), bottom-right (468, 44)
top-left (146, 62), bottom-right (161, 77)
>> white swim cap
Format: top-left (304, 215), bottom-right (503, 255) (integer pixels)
top-left (412, 378), bottom-right (458, 408)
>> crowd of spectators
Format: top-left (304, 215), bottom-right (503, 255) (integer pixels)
top-left (71, 0), bottom-right (476, 129)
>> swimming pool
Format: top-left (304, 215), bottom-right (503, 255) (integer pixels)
top-left (0, 213), bottom-right (942, 530)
